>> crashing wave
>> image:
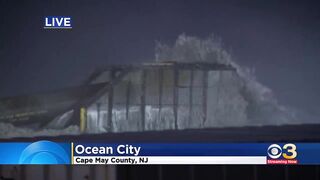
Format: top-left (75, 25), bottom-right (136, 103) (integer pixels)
top-left (155, 34), bottom-right (299, 126)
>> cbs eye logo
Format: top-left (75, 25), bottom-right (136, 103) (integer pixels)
top-left (19, 141), bottom-right (70, 164)
top-left (267, 143), bottom-right (297, 159)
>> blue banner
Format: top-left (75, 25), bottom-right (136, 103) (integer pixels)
top-left (1, 141), bottom-right (320, 164)
top-left (73, 143), bottom-right (267, 156)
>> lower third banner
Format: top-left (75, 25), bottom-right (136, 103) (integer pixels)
top-left (0, 141), bottom-right (320, 164)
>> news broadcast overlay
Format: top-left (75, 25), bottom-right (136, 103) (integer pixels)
top-left (0, 141), bottom-right (319, 165)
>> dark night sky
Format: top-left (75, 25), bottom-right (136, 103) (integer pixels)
top-left (0, 0), bottom-right (319, 115)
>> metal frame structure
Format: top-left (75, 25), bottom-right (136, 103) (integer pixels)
top-left (80, 62), bottom-right (235, 133)
top-left (0, 61), bottom-right (236, 133)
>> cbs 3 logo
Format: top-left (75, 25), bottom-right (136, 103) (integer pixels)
top-left (267, 144), bottom-right (297, 159)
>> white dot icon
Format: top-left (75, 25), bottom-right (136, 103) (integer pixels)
top-left (271, 147), bottom-right (279, 155)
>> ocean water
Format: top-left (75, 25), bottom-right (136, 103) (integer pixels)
top-left (1, 34), bottom-right (316, 138)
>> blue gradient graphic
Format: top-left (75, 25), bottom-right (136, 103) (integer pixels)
top-left (19, 141), bottom-right (70, 164)
top-left (0, 141), bottom-right (70, 164)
